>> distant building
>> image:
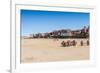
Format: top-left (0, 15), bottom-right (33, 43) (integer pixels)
top-left (28, 26), bottom-right (89, 38)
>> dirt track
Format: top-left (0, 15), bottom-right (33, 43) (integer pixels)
top-left (21, 38), bottom-right (89, 63)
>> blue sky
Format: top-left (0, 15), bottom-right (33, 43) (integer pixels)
top-left (21, 9), bottom-right (90, 36)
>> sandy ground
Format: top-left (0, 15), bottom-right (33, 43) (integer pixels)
top-left (21, 38), bottom-right (89, 63)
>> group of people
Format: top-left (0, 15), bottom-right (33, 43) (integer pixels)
top-left (61, 40), bottom-right (89, 47)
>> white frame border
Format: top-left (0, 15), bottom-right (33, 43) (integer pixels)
top-left (11, 4), bottom-right (96, 73)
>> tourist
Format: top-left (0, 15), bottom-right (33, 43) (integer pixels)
top-left (80, 40), bottom-right (83, 46)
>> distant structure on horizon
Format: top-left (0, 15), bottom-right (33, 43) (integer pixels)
top-left (23, 26), bottom-right (89, 39)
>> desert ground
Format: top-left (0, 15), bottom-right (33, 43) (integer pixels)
top-left (21, 38), bottom-right (89, 63)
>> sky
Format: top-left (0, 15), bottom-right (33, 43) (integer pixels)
top-left (21, 9), bottom-right (90, 36)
